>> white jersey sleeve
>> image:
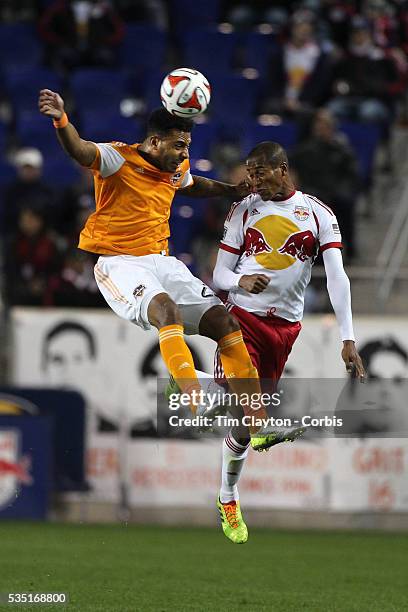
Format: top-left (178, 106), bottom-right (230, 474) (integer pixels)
top-left (309, 196), bottom-right (343, 252)
top-left (213, 248), bottom-right (241, 291)
top-left (219, 199), bottom-right (249, 255)
top-left (95, 143), bottom-right (126, 178)
top-left (323, 248), bottom-right (355, 341)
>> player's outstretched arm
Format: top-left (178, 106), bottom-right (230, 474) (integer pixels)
top-left (179, 175), bottom-right (251, 199)
top-left (323, 248), bottom-right (366, 381)
top-left (38, 89), bottom-right (97, 167)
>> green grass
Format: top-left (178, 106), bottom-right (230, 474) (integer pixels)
top-left (0, 522), bottom-right (407, 611)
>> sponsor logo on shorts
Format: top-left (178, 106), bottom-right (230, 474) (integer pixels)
top-left (294, 206), bottom-right (309, 221)
top-left (201, 286), bottom-right (215, 298)
top-left (133, 284), bottom-right (146, 298)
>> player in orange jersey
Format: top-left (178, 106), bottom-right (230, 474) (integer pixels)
top-left (38, 88), bottom-right (289, 439)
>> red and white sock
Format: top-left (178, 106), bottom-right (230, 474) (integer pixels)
top-left (219, 432), bottom-right (249, 504)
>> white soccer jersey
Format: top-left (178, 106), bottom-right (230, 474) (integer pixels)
top-left (220, 190), bottom-right (342, 321)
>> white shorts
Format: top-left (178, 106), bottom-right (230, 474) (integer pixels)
top-left (94, 254), bottom-right (222, 334)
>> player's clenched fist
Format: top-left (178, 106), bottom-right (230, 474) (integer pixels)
top-left (38, 89), bottom-right (65, 120)
top-left (239, 273), bottom-right (270, 294)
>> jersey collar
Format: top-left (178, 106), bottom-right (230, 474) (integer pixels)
top-left (271, 189), bottom-right (297, 203)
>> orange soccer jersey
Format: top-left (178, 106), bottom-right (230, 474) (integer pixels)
top-left (78, 142), bottom-right (192, 256)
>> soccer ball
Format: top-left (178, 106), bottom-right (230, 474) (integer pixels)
top-left (160, 68), bottom-right (211, 117)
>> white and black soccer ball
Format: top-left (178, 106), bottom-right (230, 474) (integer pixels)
top-left (160, 68), bottom-right (211, 117)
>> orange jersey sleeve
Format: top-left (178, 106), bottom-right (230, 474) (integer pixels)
top-left (79, 143), bottom-right (192, 256)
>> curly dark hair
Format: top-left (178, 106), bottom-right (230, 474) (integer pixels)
top-left (146, 108), bottom-right (194, 136)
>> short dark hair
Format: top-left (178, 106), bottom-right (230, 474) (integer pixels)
top-left (359, 338), bottom-right (408, 376)
top-left (140, 342), bottom-right (203, 377)
top-left (247, 141), bottom-right (288, 168)
top-left (147, 108), bottom-right (194, 136)
top-left (42, 321), bottom-right (97, 370)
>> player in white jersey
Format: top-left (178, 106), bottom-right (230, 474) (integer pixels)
top-left (212, 141), bottom-right (365, 543)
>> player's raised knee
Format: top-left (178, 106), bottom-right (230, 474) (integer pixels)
top-left (148, 293), bottom-right (183, 329)
top-left (200, 305), bottom-right (240, 340)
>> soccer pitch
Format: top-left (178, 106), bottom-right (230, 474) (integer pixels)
top-left (0, 522), bottom-right (407, 612)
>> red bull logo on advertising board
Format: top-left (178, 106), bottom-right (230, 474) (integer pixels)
top-left (0, 430), bottom-right (32, 509)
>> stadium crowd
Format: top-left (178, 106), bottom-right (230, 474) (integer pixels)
top-left (1, 0), bottom-right (407, 308)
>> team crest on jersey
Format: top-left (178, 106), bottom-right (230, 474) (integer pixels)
top-left (170, 171), bottom-right (182, 185)
top-left (294, 206), bottom-right (309, 221)
top-left (133, 284), bottom-right (146, 298)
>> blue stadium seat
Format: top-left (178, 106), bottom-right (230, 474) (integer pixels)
top-left (189, 121), bottom-right (219, 159)
top-left (5, 68), bottom-right (62, 114)
top-left (0, 23), bottom-right (42, 69)
top-left (15, 112), bottom-right (61, 158)
top-left (70, 69), bottom-right (128, 113)
top-left (79, 111), bottom-right (143, 144)
top-left (189, 159), bottom-right (218, 180)
top-left (339, 121), bottom-right (381, 185)
top-left (42, 158), bottom-right (81, 187)
top-left (170, 198), bottom-right (207, 254)
top-left (241, 121), bottom-right (299, 156)
top-left (0, 121), bottom-right (7, 153)
top-left (144, 71), bottom-right (168, 110)
top-left (120, 25), bottom-right (167, 72)
top-left (209, 74), bottom-right (260, 129)
top-left (0, 161), bottom-right (16, 186)
top-left (183, 28), bottom-right (238, 75)
top-left (169, 0), bottom-right (220, 33)
top-left (242, 31), bottom-right (278, 77)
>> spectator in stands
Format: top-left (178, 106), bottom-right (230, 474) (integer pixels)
top-left (39, 0), bottom-right (124, 72)
top-left (362, 0), bottom-right (399, 49)
top-left (53, 166), bottom-right (95, 240)
top-left (327, 15), bottom-right (402, 124)
top-left (220, 1), bottom-right (293, 29)
top-left (45, 248), bottom-right (105, 307)
top-left (290, 108), bottom-right (360, 259)
top-left (116, 0), bottom-right (168, 29)
top-left (260, 11), bottom-right (335, 122)
top-left (192, 164), bottom-right (247, 288)
top-left (0, 0), bottom-right (39, 21)
top-left (4, 205), bottom-right (61, 306)
top-left (320, 1), bottom-right (357, 50)
top-left (2, 148), bottom-right (55, 237)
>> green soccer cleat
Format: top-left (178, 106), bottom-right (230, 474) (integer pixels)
top-left (164, 374), bottom-right (181, 402)
top-left (217, 498), bottom-right (248, 544)
top-left (164, 375), bottom-right (226, 425)
top-left (250, 425), bottom-right (306, 452)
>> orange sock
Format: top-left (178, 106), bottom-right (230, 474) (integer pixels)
top-left (218, 330), bottom-right (267, 433)
top-left (159, 324), bottom-right (202, 413)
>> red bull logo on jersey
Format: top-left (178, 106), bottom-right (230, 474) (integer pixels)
top-left (244, 227), bottom-right (272, 257)
top-left (0, 430), bottom-right (32, 510)
top-left (278, 230), bottom-right (317, 262)
top-left (244, 215), bottom-right (317, 270)
top-left (294, 206), bottom-right (310, 221)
